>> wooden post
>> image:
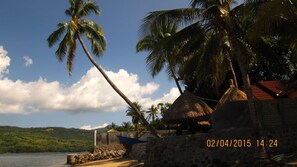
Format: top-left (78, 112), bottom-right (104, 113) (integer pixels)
top-left (107, 132), bottom-right (109, 145)
top-left (94, 130), bottom-right (97, 146)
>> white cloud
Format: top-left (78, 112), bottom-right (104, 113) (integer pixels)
top-left (0, 46), bottom-right (180, 114)
top-left (80, 123), bottom-right (109, 130)
top-left (137, 87), bottom-right (180, 109)
top-left (23, 56), bottom-right (33, 67)
top-left (0, 46), bottom-right (10, 78)
top-left (0, 66), bottom-right (179, 114)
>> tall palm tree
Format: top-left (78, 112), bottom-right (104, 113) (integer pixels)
top-left (47, 0), bottom-right (158, 137)
top-left (126, 102), bottom-right (145, 130)
top-left (141, 0), bottom-right (265, 155)
top-left (136, 21), bottom-right (183, 94)
top-left (146, 105), bottom-right (159, 122)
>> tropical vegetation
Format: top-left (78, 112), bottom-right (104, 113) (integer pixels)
top-left (138, 0), bottom-right (297, 138)
top-left (125, 102), bottom-right (171, 130)
top-left (0, 126), bottom-right (93, 153)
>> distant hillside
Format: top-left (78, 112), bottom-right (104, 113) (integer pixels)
top-left (0, 126), bottom-right (94, 154)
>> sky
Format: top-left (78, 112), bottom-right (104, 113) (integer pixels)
top-left (0, 0), bottom-right (190, 130)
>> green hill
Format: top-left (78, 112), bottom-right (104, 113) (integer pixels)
top-left (0, 126), bottom-right (94, 153)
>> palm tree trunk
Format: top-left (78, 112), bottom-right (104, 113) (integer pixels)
top-left (225, 25), bottom-right (266, 158)
top-left (78, 34), bottom-right (159, 138)
top-left (166, 55), bottom-right (183, 94)
top-left (227, 57), bottom-right (238, 88)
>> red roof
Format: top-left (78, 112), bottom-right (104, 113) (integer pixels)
top-left (252, 85), bottom-right (274, 100)
top-left (252, 81), bottom-right (283, 100)
top-left (257, 81), bottom-right (282, 95)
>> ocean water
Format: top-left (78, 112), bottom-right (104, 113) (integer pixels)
top-left (0, 153), bottom-right (71, 167)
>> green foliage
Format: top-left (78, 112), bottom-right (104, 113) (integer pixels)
top-left (0, 126), bottom-right (93, 154)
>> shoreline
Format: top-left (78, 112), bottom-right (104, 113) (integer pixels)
top-left (75, 158), bottom-right (144, 167)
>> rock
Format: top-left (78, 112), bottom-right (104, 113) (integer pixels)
top-left (67, 154), bottom-right (77, 165)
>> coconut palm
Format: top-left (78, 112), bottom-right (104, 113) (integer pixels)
top-left (126, 102), bottom-right (145, 130)
top-left (245, 0), bottom-right (297, 80)
top-left (121, 122), bottom-right (133, 131)
top-left (178, 31), bottom-right (239, 89)
top-left (136, 21), bottom-right (183, 94)
top-left (146, 105), bottom-right (159, 122)
top-left (157, 102), bottom-right (171, 117)
top-left (141, 0), bottom-right (262, 139)
top-left (47, 0), bottom-right (158, 137)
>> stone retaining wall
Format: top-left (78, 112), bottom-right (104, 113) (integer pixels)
top-left (129, 143), bottom-right (146, 161)
top-left (145, 127), bottom-right (297, 167)
top-left (67, 144), bottom-right (126, 165)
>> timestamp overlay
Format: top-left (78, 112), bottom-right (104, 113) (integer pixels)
top-left (206, 139), bottom-right (278, 148)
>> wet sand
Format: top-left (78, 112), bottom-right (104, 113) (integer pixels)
top-left (76, 158), bottom-right (144, 167)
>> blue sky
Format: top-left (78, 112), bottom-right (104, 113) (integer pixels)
top-left (0, 0), bottom-right (189, 129)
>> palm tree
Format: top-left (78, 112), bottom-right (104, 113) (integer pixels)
top-left (146, 105), bottom-right (159, 122)
top-left (126, 102), bottom-right (145, 130)
top-left (246, 0), bottom-right (297, 79)
top-left (121, 122), bottom-right (133, 131)
top-left (136, 21), bottom-right (183, 94)
top-left (178, 31), bottom-right (239, 88)
top-left (141, 0), bottom-right (265, 156)
top-left (47, 0), bottom-right (158, 137)
top-left (157, 102), bottom-right (171, 117)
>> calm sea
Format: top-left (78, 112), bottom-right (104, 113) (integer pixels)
top-left (0, 153), bottom-right (71, 167)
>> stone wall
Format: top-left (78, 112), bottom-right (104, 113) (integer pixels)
top-left (97, 130), bottom-right (176, 145)
top-left (67, 144), bottom-right (126, 165)
top-left (129, 143), bottom-right (147, 161)
top-left (255, 99), bottom-right (297, 129)
top-left (145, 126), bottom-right (297, 167)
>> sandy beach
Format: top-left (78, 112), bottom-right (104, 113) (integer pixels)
top-left (76, 158), bottom-right (144, 167)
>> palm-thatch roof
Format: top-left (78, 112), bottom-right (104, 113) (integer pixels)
top-left (162, 91), bottom-right (213, 124)
top-left (211, 85), bottom-right (252, 131)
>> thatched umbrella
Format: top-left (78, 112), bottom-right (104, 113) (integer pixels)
top-left (162, 91), bottom-right (213, 125)
top-left (211, 83), bottom-right (252, 131)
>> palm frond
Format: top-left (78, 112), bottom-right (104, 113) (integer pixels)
top-left (78, 1), bottom-right (100, 17)
top-left (47, 22), bottom-right (68, 47)
top-left (55, 33), bottom-right (69, 62)
top-left (146, 50), bottom-right (167, 77)
top-left (67, 39), bottom-right (77, 75)
top-left (140, 8), bottom-right (201, 36)
top-left (136, 36), bottom-right (157, 52)
top-left (247, 0), bottom-right (297, 41)
top-left (82, 19), bottom-right (106, 56)
top-left (170, 22), bottom-right (206, 56)
top-left (191, 0), bottom-right (215, 8)
top-left (73, 0), bottom-right (84, 16)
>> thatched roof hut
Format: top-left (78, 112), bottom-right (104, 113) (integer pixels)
top-left (211, 85), bottom-right (252, 131)
top-left (162, 91), bottom-right (213, 124)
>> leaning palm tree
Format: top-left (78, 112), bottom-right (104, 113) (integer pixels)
top-left (136, 21), bottom-right (183, 94)
top-left (47, 0), bottom-right (158, 137)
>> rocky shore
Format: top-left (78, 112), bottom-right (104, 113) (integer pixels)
top-left (67, 144), bottom-right (126, 165)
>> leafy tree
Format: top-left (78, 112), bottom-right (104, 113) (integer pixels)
top-left (47, 0), bottom-right (158, 137)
